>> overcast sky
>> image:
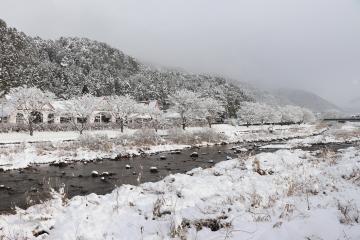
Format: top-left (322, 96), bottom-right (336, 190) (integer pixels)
top-left (1, 0), bottom-right (359, 107)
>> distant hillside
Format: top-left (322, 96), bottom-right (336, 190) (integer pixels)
top-left (344, 97), bottom-right (360, 113)
top-left (0, 19), bottom-right (250, 117)
top-left (234, 80), bottom-right (340, 113)
top-left (273, 89), bottom-right (341, 112)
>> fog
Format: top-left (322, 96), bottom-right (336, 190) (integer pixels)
top-left (1, 0), bottom-right (359, 107)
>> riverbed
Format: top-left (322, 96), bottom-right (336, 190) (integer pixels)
top-left (0, 140), bottom-right (358, 214)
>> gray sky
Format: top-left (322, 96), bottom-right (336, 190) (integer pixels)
top-left (1, 0), bottom-right (360, 107)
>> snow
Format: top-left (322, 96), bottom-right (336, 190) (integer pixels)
top-left (0, 124), bottom-right (324, 170)
top-left (0, 129), bottom-right (134, 144)
top-left (1, 146), bottom-right (359, 239)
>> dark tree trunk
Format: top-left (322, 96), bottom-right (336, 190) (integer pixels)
top-left (29, 117), bottom-right (34, 136)
top-left (207, 117), bottom-right (212, 128)
top-left (120, 119), bottom-right (124, 133)
top-left (182, 117), bottom-right (186, 130)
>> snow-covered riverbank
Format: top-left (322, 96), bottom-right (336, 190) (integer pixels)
top-left (1, 145), bottom-right (359, 239)
top-left (0, 124), bottom-right (323, 170)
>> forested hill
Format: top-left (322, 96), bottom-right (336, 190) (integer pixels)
top-left (0, 19), bottom-right (251, 116)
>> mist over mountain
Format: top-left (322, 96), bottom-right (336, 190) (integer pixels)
top-left (234, 80), bottom-right (340, 113)
top-left (1, 19), bottom-right (341, 117)
top-left (344, 97), bottom-right (360, 114)
top-left (272, 89), bottom-right (341, 113)
top-left (0, 20), bottom-right (250, 117)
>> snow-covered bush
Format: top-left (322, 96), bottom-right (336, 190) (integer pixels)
top-left (76, 133), bottom-right (112, 151)
top-left (337, 201), bottom-right (360, 224)
top-left (131, 129), bottom-right (163, 145)
top-left (167, 128), bottom-right (227, 144)
top-left (280, 105), bottom-right (304, 124)
top-left (114, 129), bottom-right (163, 146)
top-left (302, 107), bottom-right (317, 123)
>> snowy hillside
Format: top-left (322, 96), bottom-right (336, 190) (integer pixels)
top-left (0, 20), bottom-right (250, 117)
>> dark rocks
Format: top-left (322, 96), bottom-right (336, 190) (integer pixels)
top-left (50, 161), bottom-right (68, 168)
top-left (114, 153), bottom-right (131, 161)
top-left (125, 164), bottom-right (131, 169)
top-left (33, 230), bottom-right (49, 237)
top-left (160, 155), bottom-right (167, 160)
top-left (234, 148), bottom-right (248, 154)
top-left (150, 167), bottom-right (158, 173)
top-left (0, 185), bottom-right (11, 191)
top-left (91, 171), bottom-right (99, 177)
top-left (170, 150), bottom-right (181, 154)
top-left (190, 152), bottom-right (199, 158)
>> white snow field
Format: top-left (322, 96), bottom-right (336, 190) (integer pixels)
top-left (0, 146), bottom-right (359, 239)
top-left (0, 124), bottom-right (324, 170)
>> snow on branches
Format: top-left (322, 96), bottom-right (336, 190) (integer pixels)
top-left (107, 95), bottom-right (138, 132)
top-left (169, 90), bottom-right (225, 129)
top-left (58, 94), bottom-right (99, 134)
top-left (237, 102), bottom-right (316, 125)
top-left (6, 86), bottom-right (55, 135)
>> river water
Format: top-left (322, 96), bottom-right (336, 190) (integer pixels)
top-left (0, 141), bottom-right (357, 214)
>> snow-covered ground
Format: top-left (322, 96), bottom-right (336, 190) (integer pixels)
top-left (0, 124), bottom-right (315, 144)
top-left (262, 122), bottom-right (360, 149)
top-left (0, 124), bottom-right (323, 170)
top-left (1, 145), bottom-right (359, 239)
top-left (0, 129), bottom-right (136, 144)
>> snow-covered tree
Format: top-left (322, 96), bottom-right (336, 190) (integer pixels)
top-left (261, 105), bottom-right (282, 124)
top-left (280, 105), bottom-right (304, 124)
top-left (107, 95), bottom-right (137, 132)
top-left (141, 105), bottom-right (165, 132)
top-left (59, 94), bottom-right (98, 134)
top-left (199, 97), bottom-right (225, 128)
top-left (302, 108), bottom-right (316, 123)
top-left (7, 86), bottom-right (55, 136)
top-left (321, 109), bottom-right (342, 119)
top-left (169, 90), bottom-right (202, 130)
top-left (236, 102), bottom-right (261, 125)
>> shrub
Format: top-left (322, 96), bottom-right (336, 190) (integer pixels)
top-left (167, 128), bottom-right (227, 145)
top-left (76, 133), bottom-right (112, 151)
top-left (114, 129), bottom-right (163, 146)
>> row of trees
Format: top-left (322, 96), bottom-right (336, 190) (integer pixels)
top-left (3, 87), bottom-right (225, 135)
top-left (236, 102), bottom-right (316, 125)
top-left (3, 87), bottom-right (316, 136)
